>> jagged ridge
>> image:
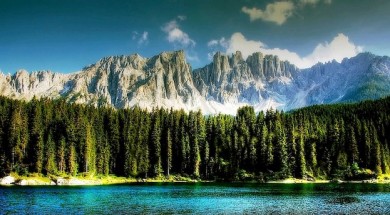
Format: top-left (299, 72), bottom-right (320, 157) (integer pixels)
top-left (0, 50), bottom-right (389, 114)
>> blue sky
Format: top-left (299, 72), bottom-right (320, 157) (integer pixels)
top-left (1, 0), bottom-right (390, 73)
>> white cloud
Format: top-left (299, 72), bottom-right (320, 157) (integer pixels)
top-left (207, 38), bottom-right (229, 60)
top-left (304, 33), bottom-right (363, 66)
top-left (162, 20), bottom-right (196, 48)
top-left (187, 51), bottom-right (200, 62)
top-left (225, 33), bottom-right (267, 58)
top-left (207, 37), bottom-right (228, 48)
top-left (242, 0), bottom-right (332, 25)
top-left (207, 52), bottom-right (216, 61)
top-left (208, 32), bottom-right (363, 68)
top-left (161, 17), bottom-right (199, 62)
top-left (241, 2), bottom-right (295, 25)
top-left (139, 31), bottom-right (149, 45)
top-left (132, 31), bottom-right (149, 46)
top-left (299, 0), bottom-right (320, 5)
top-left (177, 15), bottom-right (186, 21)
top-left (207, 40), bottom-right (219, 47)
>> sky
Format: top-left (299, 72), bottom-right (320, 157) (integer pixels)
top-left (1, 0), bottom-right (390, 74)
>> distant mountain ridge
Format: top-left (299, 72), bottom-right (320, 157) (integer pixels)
top-left (1, 50), bottom-right (389, 114)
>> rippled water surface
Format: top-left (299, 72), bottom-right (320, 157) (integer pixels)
top-left (1, 183), bottom-right (390, 214)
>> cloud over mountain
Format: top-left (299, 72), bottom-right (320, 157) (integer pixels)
top-left (161, 16), bottom-right (199, 62)
top-left (162, 18), bottom-right (195, 48)
top-left (208, 32), bottom-right (362, 68)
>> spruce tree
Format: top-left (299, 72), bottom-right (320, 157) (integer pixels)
top-left (296, 133), bottom-right (307, 178)
top-left (166, 129), bottom-right (172, 176)
top-left (45, 132), bottom-right (57, 174)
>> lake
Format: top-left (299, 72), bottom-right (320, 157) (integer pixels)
top-left (1, 183), bottom-right (390, 214)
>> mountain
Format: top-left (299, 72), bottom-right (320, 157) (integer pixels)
top-left (289, 52), bottom-right (390, 109)
top-left (193, 51), bottom-right (300, 113)
top-left (0, 50), bottom-right (389, 114)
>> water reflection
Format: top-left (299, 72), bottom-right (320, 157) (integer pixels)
top-left (0, 183), bottom-right (390, 214)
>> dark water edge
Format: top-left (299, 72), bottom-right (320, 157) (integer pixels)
top-left (1, 183), bottom-right (390, 214)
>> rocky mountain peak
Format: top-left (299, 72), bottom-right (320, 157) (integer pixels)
top-left (148, 50), bottom-right (188, 69)
top-left (160, 50), bottom-right (185, 61)
top-left (0, 50), bottom-right (389, 115)
top-left (230, 51), bottom-right (245, 66)
top-left (92, 54), bottom-right (147, 72)
top-left (212, 51), bottom-right (230, 73)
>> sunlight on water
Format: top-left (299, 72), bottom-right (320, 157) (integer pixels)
top-left (1, 183), bottom-right (390, 214)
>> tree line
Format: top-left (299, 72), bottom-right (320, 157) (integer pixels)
top-left (0, 96), bottom-right (389, 180)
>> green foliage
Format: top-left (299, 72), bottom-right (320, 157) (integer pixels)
top-left (0, 96), bottom-right (390, 180)
top-left (45, 132), bottom-right (57, 175)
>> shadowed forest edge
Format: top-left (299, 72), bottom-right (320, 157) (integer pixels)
top-left (1, 96), bottom-right (390, 182)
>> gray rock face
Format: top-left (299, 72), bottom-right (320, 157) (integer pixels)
top-left (65, 50), bottom-right (209, 111)
top-left (0, 51), bottom-right (211, 112)
top-left (192, 51), bottom-right (300, 110)
top-left (0, 51), bottom-right (389, 114)
top-left (0, 70), bottom-right (69, 100)
top-left (287, 53), bottom-right (390, 109)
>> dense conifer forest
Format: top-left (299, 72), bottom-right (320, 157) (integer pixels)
top-left (0, 96), bottom-right (390, 181)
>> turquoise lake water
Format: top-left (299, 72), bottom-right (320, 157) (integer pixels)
top-left (1, 183), bottom-right (390, 214)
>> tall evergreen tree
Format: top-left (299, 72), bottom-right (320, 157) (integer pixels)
top-left (166, 129), bottom-right (172, 176)
top-left (45, 132), bottom-right (57, 174)
top-left (259, 124), bottom-right (268, 172)
top-left (57, 137), bottom-right (66, 173)
top-left (296, 133), bottom-right (307, 178)
top-left (84, 123), bottom-right (96, 174)
top-left (274, 121), bottom-right (288, 176)
top-left (151, 113), bottom-right (162, 176)
top-left (68, 143), bottom-right (78, 176)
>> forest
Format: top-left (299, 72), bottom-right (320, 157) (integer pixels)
top-left (0, 96), bottom-right (390, 181)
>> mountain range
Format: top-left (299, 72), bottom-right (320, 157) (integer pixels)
top-left (1, 50), bottom-right (389, 114)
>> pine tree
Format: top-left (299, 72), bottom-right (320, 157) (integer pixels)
top-left (151, 114), bottom-right (162, 176)
top-left (203, 140), bottom-right (210, 178)
top-left (371, 127), bottom-right (382, 174)
top-left (45, 132), bottom-right (57, 174)
top-left (166, 129), bottom-right (172, 176)
top-left (9, 106), bottom-right (29, 174)
top-left (347, 125), bottom-right (359, 164)
top-left (57, 137), bottom-right (66, 173)
top-left (296, 133), bottom-right (307, 178)
top-left (259, 124), bottom-right (268, 172)
top-left (249, 137), bottom-right (257, 172)
top-left (362, 122), bottom-right (371, 168)
top-left (274, 121), bottom-right (288, 177)
top-left (84, 123), bottom-right (96, 174)
top-left (138, 126), bottom-right (150, 178)
top-left (266, 133), bottom-right (274, 170)
top-left (188, 112), bottom-right (201, 177)
top-left (103, 137), bottom-right (111, 176)
top-left (68, 144), bottom-right (78, 176)
top-left (286, 117), bottom-right (297, 177)
top-left (29, 101), bottom-right (44, 173)
top-left (308, 141), bottom-right (317, 175)
top-left (107, 111), bottom-right (120, 174)
top-left (123, 121), bottom-right (135, 177)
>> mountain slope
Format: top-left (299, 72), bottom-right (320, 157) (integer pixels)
top-left (289, 53), bottom-right (390, 109)
top-left (0, 51), bottom-right (389, 114)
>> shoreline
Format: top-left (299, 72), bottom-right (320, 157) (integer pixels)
top-left (1, 175), bottom-right (389, 186)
